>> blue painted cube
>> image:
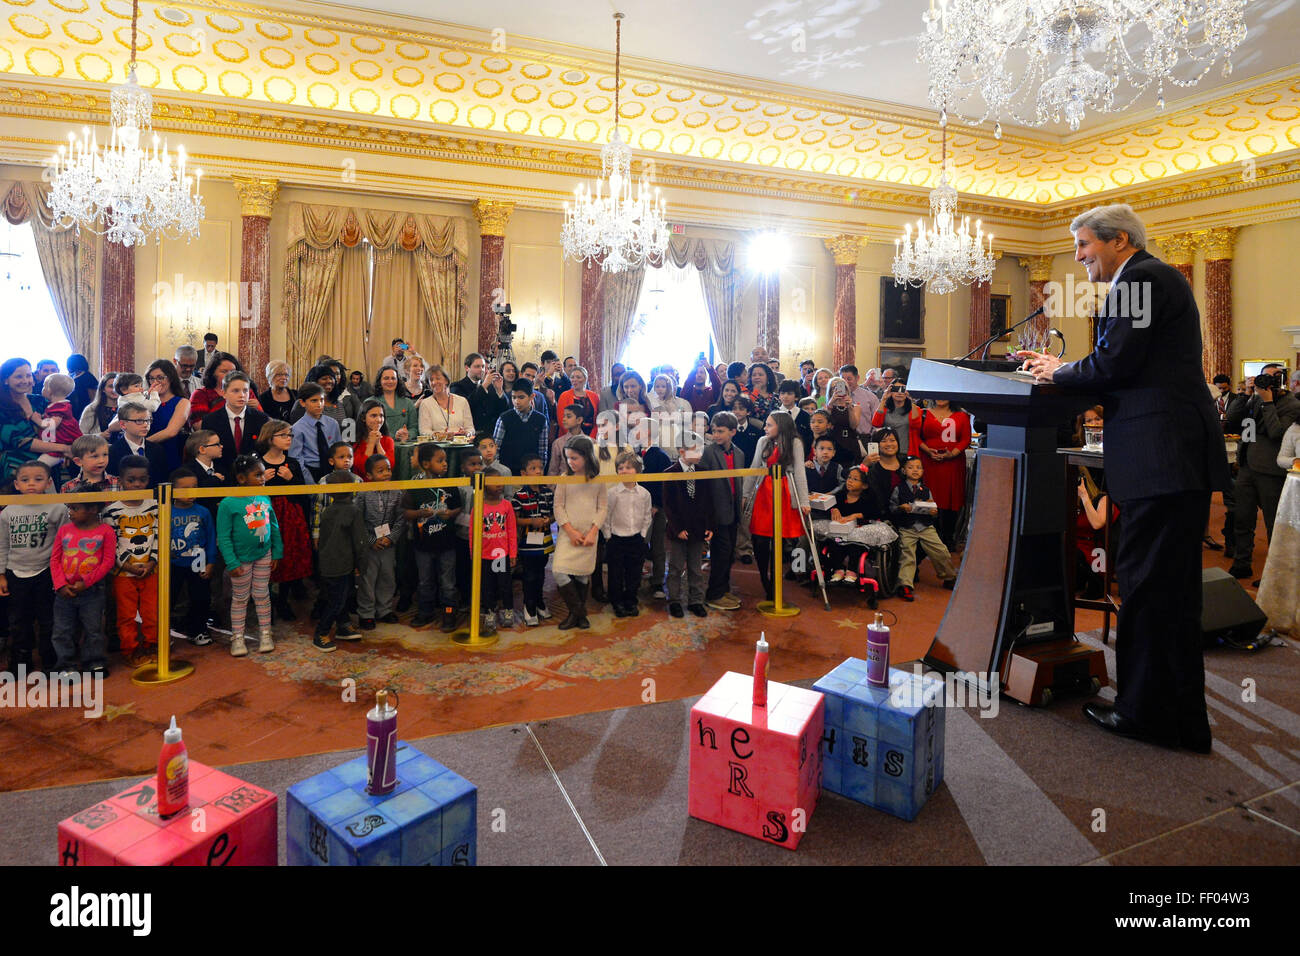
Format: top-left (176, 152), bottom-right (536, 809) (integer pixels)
top-left (286, 743), bottom-right (476, 866)
top-left (812, 661), bottom-right (945, 821)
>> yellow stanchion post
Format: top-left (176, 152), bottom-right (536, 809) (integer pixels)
top-left (133, 482), bottom-right (195, 685)
top-left (453, 470), bottom-right (497, 648)
top-left (758, 463), bottom-right (799, 618)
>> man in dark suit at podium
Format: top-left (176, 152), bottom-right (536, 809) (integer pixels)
top-left (1017, 203), bottom-right (1230, 754)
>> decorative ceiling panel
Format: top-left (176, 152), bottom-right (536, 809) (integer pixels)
top-left (1, 0), bottom-right (1299, 204)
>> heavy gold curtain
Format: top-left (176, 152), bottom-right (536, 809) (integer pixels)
top-left (1, 180), bottom-right (98, 357)
top-left (283, 202), bottom-right (468, 379)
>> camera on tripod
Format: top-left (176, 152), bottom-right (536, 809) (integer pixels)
top-left (493, 302), bottom-right (516, 344)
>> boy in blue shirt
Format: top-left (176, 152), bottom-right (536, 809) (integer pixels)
top-left (168, 467), bottom-right (216, 645)
top-left (289, 383), bottom-right (341, 481)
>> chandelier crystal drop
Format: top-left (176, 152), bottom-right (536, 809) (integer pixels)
top-left (919, 0), bottom-right (1251, 131)
top-left (892, 116), bottom-right (995, 296)
top-left (561, 12), bottom-right (669, 273)
top-left (45, 0), bottom-right (203, 246)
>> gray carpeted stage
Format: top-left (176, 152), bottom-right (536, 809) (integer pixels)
top-left (3, 631), bottom-right (1297, 866)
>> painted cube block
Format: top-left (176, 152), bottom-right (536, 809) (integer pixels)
top-left (688, 671), bottom-right (824, 850)
top-left (286, 743), bottom-right (476, 866)
top-left (813, 660), bottom-right (945, 821)
top-left (57, 761), bottom-right (277, 866)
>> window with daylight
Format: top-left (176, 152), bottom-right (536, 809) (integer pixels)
top-left (620, 261), bottom-right (717, 377)
top-left (0, 219), bottom-right (73, 368)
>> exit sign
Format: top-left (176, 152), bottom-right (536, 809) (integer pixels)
top-left (671, 223), bottom-right (686, 235)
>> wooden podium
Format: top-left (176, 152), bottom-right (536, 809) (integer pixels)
top-left (906, 358), bottom-right (1108, 705)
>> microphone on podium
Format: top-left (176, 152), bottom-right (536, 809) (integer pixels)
top-left (959, 306), bottom-right (1046, 362)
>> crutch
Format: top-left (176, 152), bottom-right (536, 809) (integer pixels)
top-left (786, 470), bottom-right (831, 611)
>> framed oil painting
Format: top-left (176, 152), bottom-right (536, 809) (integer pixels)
top-left (880, 278), bottom-right (925, 344)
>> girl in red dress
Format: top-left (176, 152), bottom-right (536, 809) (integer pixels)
top-left (917, 399), bottom-right (972, 549)
top-left (256, 419), bottom-right (312, 619)
top-left (353, 399), bottom-right (396, 478)
top-left (745, 410), bottom-right (811, 602)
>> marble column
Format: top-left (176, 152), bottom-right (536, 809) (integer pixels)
top-left (756, 271), bottom-right (780, 362)
top-left (1157, 233), bottom-right (1203, 376)
top-left (232, 177), bottom-right (279, 387)
top-left (1197, 227), bottom-right (1238, 382)
top-left (968, 280), bottom-right (991, 356)
top-left (1018, 256), bottom-right (1054, 341)
top-left (473, 200), bottom-right (514, 357)
top-left (99, 240), bottom-right (134, 374)
top-left (579, 258), bottom-right (605, 390)
top-left (824, 235), bottom-right (862, 370)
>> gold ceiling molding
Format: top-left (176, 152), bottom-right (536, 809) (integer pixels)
top-left (232, 175), bottom-right (279, 217)
top-left (3, 0), bottom-right (1300, 204)
top-left (471, 198), bottom-right (512, 236)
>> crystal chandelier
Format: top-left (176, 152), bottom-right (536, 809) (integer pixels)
top-left (892, 115), bottom-right (995, 296)
top-left (919, 0), bottom-right (1251, 132)
top-left (561, 12), bottom-right (669, 273)
top-left (45, 0), bottom-right (204, 245)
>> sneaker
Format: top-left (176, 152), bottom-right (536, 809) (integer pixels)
top-left (192, 631), bottom-right (213, 646)
top-left (627, 603), bottom-right (640, 616)
top-left (258, 631), bottom-right (275, 653)
top-left (411, 613), bottom-right (436, 629)
top-left (900, 586), bottom-right (915, 602)
top-left (739, 554), bottom-right (754, 565)
top-left (359, 618), bottom-right (377, 630)
top-left (537, 603), bottom-right (553, 620)
top-left (379, 612), bottom-right (399, 624)
top-left (653, 588), bottom-right (667, 600)
top-left (942, 578), bottom-right (956, 590)
top-left (313, 634), bottom-right (337, 652)
top-left (669, 602), bottom-right (684, 618)
top-left (480, 613), bottom-right (498, 636)
top-left (88, 664), bottom-right (109, 678)
top-left (830, 570), bottom-right (846, 584)
top-left (688, 603), bottom-right (708, 618)
top-left (706, 595), bottom-right (741, 610)
top-left (614, 606), bottom-right (629, 618)
top-left (125, 647), bottom-right (151, 667)
top-left (498, 609), bottom-right (515, 628)
top-left (334, 624), bottom-right (362, 641)
top-left (439, 607), bottom-right (460, 632)
top-left (230, 635), bottom-right (248, 657)
top-left (523, 608), bottom-right (540, 627)
top-left (844, 571), bottom-right (858, 585)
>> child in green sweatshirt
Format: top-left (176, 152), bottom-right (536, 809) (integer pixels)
top-left (216, 455), bottom-right (282, 657)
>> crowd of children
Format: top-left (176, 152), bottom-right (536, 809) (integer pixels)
top-left (1, 349), bottom-right (974, 674)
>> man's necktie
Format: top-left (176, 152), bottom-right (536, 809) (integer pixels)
top-left (686, 469), bottom-right (695, 499)
top-left (233, 414), bottom-right (242, 451)
top-left (316, 420), bottom-right (330, 467)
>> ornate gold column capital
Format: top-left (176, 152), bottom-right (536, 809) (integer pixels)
top-left (473, 199), bottom-right (515, 237)
top-left (232, 177), bottom-right (279, 218)
top-left (1195, 226), bottom-right (1239, 261)
top-left (824, 234), bottom-right (864, 266)
top-left (1155, 232), bottom-right (1197, 267)
top-left (1018, 255), bottom-right (1053, 282)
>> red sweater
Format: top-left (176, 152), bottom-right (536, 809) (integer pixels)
top-left (481, 498), bottom-right (518, 563)
top-left (51, 523), bottom-right (116, 589)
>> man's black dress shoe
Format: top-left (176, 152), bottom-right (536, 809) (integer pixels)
top-left (1202, 535), bottom-right (1222, 550)
top-left (1082, 702), bottom-right (1178, 748)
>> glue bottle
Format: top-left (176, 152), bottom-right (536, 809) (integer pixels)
top-left (866, 612), bottom-right (891, 687)
top-left (157, 716), bottom-right (189, 819)
top-left (366, 690), bottom-right (399, 795)
top-left (753, 632), bottom-right (770, 708)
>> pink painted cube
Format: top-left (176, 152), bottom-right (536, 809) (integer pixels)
top-left (57, 761), bottom-right (277, 867)
top-left (688, 671), bottom-right (824, 849)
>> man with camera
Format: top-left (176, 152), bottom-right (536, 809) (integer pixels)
top-left (1017, 203), bottom-right (1230, 753)
top-left (1224, 363), bottom-right (1299, 579)
top-left (380, 338), bottom-right (411, 377)
top-left (452, 352), bottom-right (509, 436)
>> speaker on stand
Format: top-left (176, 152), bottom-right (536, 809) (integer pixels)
top-left (1201, 567), bottom-right (1269, 649)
